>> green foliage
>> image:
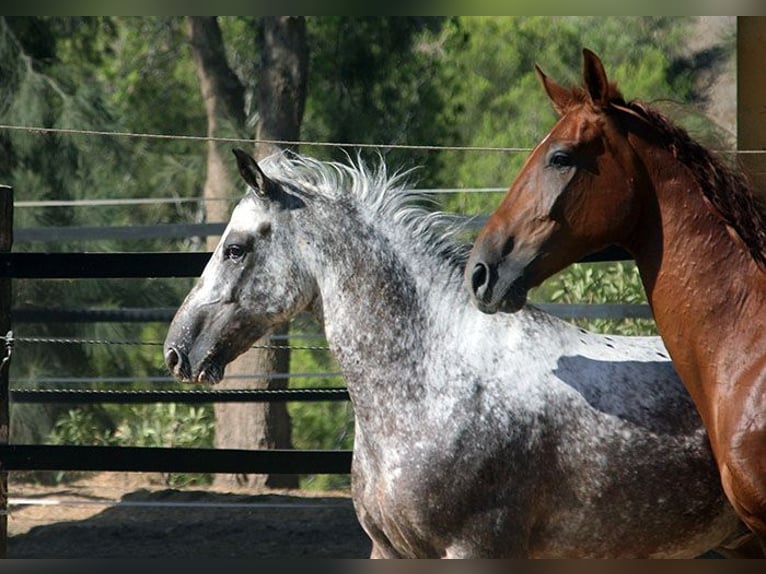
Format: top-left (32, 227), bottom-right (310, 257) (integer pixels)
top-left (48, 408), bottom-right (114, 446)
top-left (530, 262), bottom-right (657, 336)
top-left (301, 17), bottom-right (452, 185)
top-left (50, 403), bottom-right (214, 487)
top-left (286, 316), bottom-right (353, 491)
top-left (2, 16), bottom-right (204, 443)
top-left (433, 16), bottom-right (697, 218)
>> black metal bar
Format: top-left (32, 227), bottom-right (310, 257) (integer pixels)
top-left (16, 222), bottom-right (227, 244)
top-left (0, 252), bottom-right (211, 279)
top-left (0, 444), bottom-right (352, 474)
top-left (579, 245), bottom-right (632, 262)
top-left (0, 246), bottom-right (631, 280)
top-left (12, 307), bottom-right (178, 323)
top-left (10, 388), bottom-right (350, 404)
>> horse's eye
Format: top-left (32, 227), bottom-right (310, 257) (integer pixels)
top-left (224, 244), bottom-right (246, 262)
top-left (549, 150), bottom-right (575, 170)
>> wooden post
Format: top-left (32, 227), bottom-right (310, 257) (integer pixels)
top-left (0, 185), bottom-right (13, 558)
top-left (737, 17), bottom-right (766, 205)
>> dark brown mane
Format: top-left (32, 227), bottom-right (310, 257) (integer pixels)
top-left (616, 100), bottom-right (766, 272)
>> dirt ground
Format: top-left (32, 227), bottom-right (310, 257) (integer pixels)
top-left (6, 472), bottom-right (371, 559)
top-left (4, 473), bottom-right (740, 559)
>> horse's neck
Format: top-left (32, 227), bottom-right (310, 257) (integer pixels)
top-left (308, 210), bottom-right (458, 401)
top-left (629, 149), bottom-right (765, 416)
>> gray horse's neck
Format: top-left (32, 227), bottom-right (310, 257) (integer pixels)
top-left (304, 202), bottom-right (463, 405)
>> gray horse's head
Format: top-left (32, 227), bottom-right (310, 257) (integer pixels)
top-left (164, 149), bottom-right (314, 384)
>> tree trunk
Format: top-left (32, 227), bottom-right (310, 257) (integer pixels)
top-left (737, 17), bottom-right (766, 206)
top-left (186, 16), bottom-right (303, 489)
top-left (255, 16), bottom-right (308, 159)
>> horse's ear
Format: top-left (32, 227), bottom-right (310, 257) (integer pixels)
top-left (536, 64), bottom-right (571, 117)
top-left (232, 148), bottom-right (276, 199)
top-left (582, 48), bottom-right (610, 106)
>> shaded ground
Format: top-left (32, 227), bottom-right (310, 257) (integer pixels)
top-left (4, 472), bottom-right (749, 559)
top-left (7, 472), bottom-right (371, 558)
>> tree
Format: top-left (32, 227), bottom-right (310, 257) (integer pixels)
top-left (303, 17), bottom-right (450, 181)
top-left (433, 17), bottom-right (702, 217)
top-left (1, 16), bottom-right (208, 456)
top-left (0, 16), bottom-right (127, 444)
top-left (187, 16), bottom-right (308, 489)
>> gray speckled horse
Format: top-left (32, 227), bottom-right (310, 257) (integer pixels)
top-left (164, 149), bottom-right (752, 558)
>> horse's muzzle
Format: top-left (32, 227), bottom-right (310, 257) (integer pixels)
top-left (466, 255), bottom-right (529, 315)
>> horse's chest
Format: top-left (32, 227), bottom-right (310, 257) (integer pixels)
top-left (351, 421), bottom-right (527, 557)
top-left (352, 450), bottom-right (463, 557)
top-left (354, 427), bottom-right (450, 500)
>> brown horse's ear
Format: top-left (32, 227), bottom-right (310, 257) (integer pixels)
top-left (582, 48), bottom-right (610, 106)
top-left (232, 148), bottom-right (277, 199)
top-left (535, 64), bottom-right (571, 116)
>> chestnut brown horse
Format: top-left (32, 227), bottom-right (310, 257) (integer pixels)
top-left (466, 48), bottom-right (766, 546)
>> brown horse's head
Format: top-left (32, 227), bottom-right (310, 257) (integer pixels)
top-left (466, 49), bottom-right (647, 314)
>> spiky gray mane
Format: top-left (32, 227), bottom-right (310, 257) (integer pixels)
top-left (259, 151), bottom-right (471, 271)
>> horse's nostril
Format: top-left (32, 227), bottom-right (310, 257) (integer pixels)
top-left (165, 347), bottom-right (180, 370)
top-left (165, 346), bottom-right (192, 381)
top-left (471, 262), bottom-right (489, 296)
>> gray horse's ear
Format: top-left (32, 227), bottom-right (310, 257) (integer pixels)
top-left (232, 148), bottom-right (277, 199)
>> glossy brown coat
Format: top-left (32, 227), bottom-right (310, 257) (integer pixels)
top-left (467, 49), bottom-right (766, 546)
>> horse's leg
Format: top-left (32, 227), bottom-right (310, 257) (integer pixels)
top-left (718, 424), bottom-right (766, 549)
top-left (361, 520), bottom-right (402, 558)
top-left (369, 540), bottom-right (402, 559)
top-left (369, 543), bottom-right (388, 559)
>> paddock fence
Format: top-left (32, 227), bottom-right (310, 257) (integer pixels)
top-left (0, 159), bottom-right (641, 557)
top-left (0, 188), bottom-right (643, 453)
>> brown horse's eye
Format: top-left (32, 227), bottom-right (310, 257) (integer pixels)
top-left (549, 150), bottom-right (575, 171)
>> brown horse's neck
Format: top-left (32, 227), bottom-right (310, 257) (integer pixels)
top-left (626, 148), bottom-right (766, 436)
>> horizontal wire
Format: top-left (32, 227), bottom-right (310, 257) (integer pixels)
top-left (0, 123), bottom-right (533, 153)
top-left (14, 187), bottom-right (508, 208)
top-left (2, 123), bottom-right (763, 155)
top-left (7, 335), bottom-right (329, 352)
top-left (12, 387), bottom-right (347, 395)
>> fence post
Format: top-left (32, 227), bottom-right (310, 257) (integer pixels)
top-left (737, 17), bottom-right (766, 205)
top-left (0, 184), bottom-right (12, 558)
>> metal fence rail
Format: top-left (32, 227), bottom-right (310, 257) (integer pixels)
top-left (0, 444), bottom-right (352, 474)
